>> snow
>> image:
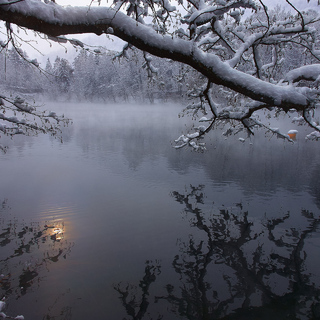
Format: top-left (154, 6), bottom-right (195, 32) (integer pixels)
top-left (192, 48), bottom-right (309, 108)
top-left (292, 116), bottom-right (305, 125)
top-left (306, 131), bottom-right (320, 140)
top-left (106, 27), bottom-right (114, 34)
top-left (14, 98), bottom-right (35, 113)
top-left (48, 111), bottom-right (57, 118)
top-left (271, 128), bottom-right (280, 133)
top-left (162, 0), bottom-right (176, 12)
top-left (228, 33), bottom-right (262, 68)
top-left (284, 65), bottom-right (320, 83)
top-left (8, 116), bottom-right (19, 123)
top-left (0, 301), bottom-right (6, 319)
top-left (0, 123), bottom-right (6, 132)
top-left (187, 0), bottom-right (256, 25)
top-left (187, 132), bottom-right (200, 139)
top-left (197, 125), bottom-right (207, 132)
top-left (0, 300), bottom-right (24, 319)
top-left (175, 135), bottom-right (189, 143)
top-left (189, 141), bottom-right (199, 149)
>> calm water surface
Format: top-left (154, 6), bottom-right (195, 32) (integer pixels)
top-left (0, 102), bottom-right (320, 319)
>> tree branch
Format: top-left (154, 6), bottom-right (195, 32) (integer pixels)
top-left (0, 1), bottom-right (311, 112)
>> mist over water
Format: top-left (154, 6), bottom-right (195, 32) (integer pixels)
top-left (0, 102), bottom-right (320, 319)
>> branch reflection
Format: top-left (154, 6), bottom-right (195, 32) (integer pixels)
top-left (0, 203), bottom-right (74, 318)
top-left (114, 261), bottom-right (162, 320)
top-left (116, 185), bottom-right (320, 319)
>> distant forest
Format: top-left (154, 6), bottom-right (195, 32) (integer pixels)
top-left (0, 47), bottom-right (201, 102)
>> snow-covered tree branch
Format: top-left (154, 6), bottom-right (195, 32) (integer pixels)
top-left (0, 0), bottom-right (319, 148)
top-left (0, 94), bottom-right (70, 152)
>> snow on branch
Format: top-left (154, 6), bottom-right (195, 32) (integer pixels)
top-left (185, 0), bottom-right (257, 27)
top-left (284, 64), bottom-right (320, 84)
top-left (0, 94), bottom-right (70, 150)
top-left (173, 81), bottom-right (306, 149)
top-left (306, 130), bottom-right (320, 140)
top-left (142, 52), bottom-right (159, 77)
top-left (0, 0), bottom-right (320, 147)
top-left (0, 0), bottom-right (314, 110)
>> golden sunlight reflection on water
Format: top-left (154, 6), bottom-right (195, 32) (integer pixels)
top-left (37, 203), bottom-right (80, 242)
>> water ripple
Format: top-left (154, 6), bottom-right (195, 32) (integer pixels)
top-left (37, 203), bottom-right (78, 221)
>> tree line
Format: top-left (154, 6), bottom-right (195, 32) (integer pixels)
top-left (0, 47), bottom-right (199, 103)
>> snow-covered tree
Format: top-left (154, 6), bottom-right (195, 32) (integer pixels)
top-left (43, 57), bottom-right (57, 99)
top-left (0, 0), bottom-right (320, 147)
top-left (0, 50), bottom-right (69, 150)
top-left (72, 50), bottom-right (119, 101)
top-left (0, 48), bottom-right (42, 94)
top-left (52, 56), bottom-right (73, 96)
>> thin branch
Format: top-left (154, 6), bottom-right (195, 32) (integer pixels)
top-left (203, 80), bottom-right (218, 118)
top-left (303, 108), bottom-right (320, 132)
top-left (251, 118), bottom-right (294, 141)
top-left (285, 0), bottom-right (305, 31)
top-left (258, 0), bottom-right (270, 39)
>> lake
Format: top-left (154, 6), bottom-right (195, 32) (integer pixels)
top-left (0, 102), bottom-right (320, 320)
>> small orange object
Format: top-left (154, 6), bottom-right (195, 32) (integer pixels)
top-left (288, 130), bottom-right (298, 140)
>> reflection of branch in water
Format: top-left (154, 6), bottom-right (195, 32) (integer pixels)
top-left (0, 219), bottom-right (73, 299)
top-left (114, 261), bottom-right (162, 320)
top-left (163, 185), bottom-right (320, 319)
top-left (114, 185), bottom-right (320, 319)
top-left (43, 288), bottom-right (73, 320)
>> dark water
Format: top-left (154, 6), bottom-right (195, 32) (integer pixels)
top-left (0, 102), bottom-right (320, 320)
